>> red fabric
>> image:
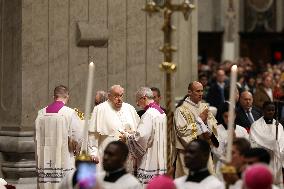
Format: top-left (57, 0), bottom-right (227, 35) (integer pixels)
top-left (244, 164), bottom-right (273, 189)
top-left (147, 176), bottom-right (175, 189)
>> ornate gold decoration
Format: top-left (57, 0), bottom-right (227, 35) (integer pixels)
top-left (221, 165), bottom-right (237, 174)
top-left (74, 108), bottom-right (85, 120)
top-left (143, 0), bottom-right (195, 173)
top-left (159, 62), bottom-right (177, 73)
top-left (75, 150), bottom-right (92, 161)
top-left (179, 106), bottom-right (197, 140)
top-left (142, 0), bottom-right (160, 16)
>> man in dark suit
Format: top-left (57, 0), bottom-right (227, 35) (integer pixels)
top-left (235, 91), bottom-right (262, 132)
top-left (206, 69), bottom-right (228, 109)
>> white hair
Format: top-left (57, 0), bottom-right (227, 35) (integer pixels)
top-left (136, 87), bottom-right (153, 99)
top-left (108, 85), bottom-right (124, 94)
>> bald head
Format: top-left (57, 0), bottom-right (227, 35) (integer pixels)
top-left (188, 81), bottom-right (203, 104)
top-left (240, 91), bottom-right (253, 111)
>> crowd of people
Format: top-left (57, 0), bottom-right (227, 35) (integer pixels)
top-left (29, 57), bottom-right (284, 189)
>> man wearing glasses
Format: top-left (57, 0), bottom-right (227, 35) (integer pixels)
top-left (88, 85), bottom-right (140, 171)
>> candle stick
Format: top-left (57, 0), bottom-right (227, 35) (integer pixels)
top-left (226, 64), bottom-right (237, 162)
top-left (82, 62), bottom-right (95, 153)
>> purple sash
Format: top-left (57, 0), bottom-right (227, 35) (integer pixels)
top-left (46, 101), bottom-right (65, 113)
top-left (144, 102), bottom-right (164, 114)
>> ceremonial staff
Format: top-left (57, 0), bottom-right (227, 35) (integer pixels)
top-left (143, 0), bottom-right (195, 171)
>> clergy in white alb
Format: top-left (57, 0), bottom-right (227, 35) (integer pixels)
top-left (35, 85), bottom-right (84, 189)
top-left (212, 102), bottom-right (248, 179)
top-left (174, 139), bottom-right (224, 189)
top-left (88, 85), bottom-right (140, 170)
top-left (249, 101), bottom-right (284, 188)
top-left (174, 81), bottom-right (219, 178)
top-left (120, 87), bottom-right (167, 187)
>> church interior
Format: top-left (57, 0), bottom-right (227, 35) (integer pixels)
top-left (0, 0), bottom-right (284, 188)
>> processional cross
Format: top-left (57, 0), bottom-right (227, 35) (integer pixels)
top-left (143, 0), bottom-right (195, 171)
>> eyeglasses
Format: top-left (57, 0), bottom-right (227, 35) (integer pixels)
top-left (111, 94), bottom-right (124, 99)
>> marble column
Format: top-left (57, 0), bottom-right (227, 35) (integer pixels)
top-left (173, 0), bottom-right (198, 100)
top-left (0, 0), bottom-right (37, 188)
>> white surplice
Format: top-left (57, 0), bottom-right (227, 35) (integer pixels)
top-left (126, 107), bottom-right (167, 187)
top-left (250, 117), bottom-right (284, 188)
top-left (213, 124), bottom-right (248, 180)
top-left (35, 106), bottom-right (83, 189)
top-left (174, 175), bottom-right (224, 189)
top-left (97, 173), bottom-right (142, 189)
top-left (88, 101), bottom-right (140, 170)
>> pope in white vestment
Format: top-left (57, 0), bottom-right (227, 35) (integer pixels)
top-left (88, 85), bottom-right (140, 171)
top-left (35, 85), bottom-right (83, 189)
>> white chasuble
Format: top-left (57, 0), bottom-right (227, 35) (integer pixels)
top-left (250, 117), bottom-right (284, 188)
top-left (35, 106), bottom-right (83, 189)
top-left (127, 107), bottom-right (167, 187)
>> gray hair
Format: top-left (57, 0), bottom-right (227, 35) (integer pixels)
top-left (136, 87), bottom-right (154, 99)
top-left (108, 85), bottom-right (124, 94)
top-left (95, 90), bottom-right (108, 105)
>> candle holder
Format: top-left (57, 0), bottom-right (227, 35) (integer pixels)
top-left (76, 150), bottom-right (92, 162)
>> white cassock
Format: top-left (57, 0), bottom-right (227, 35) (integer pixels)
top-left (126, 106), bottom-right (167, 187)
top-left (35, 105), bottom-right (83, 189)
top-left (250, 117), bottom-right (284, 188)
top-left (97, 173), bottom-right (142, 189)
top-left (213, 124), bottom-right (248, 180)
top-left (174, 175), bottom-right (224, 189)
top-left (174, 98), bottom-right (218, 177)
top-left (88, 101), bottom-right (140, 170)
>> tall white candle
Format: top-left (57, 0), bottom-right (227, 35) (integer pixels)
top-left (82, 62), bottom-right (95, 152)
top-left (226, 65), bottom-right (237, 162)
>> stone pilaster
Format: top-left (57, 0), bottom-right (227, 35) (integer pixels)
top-left (173, 0), bottom-right (198, 100)
top-left (222, 0), bottom-right (240, 61)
